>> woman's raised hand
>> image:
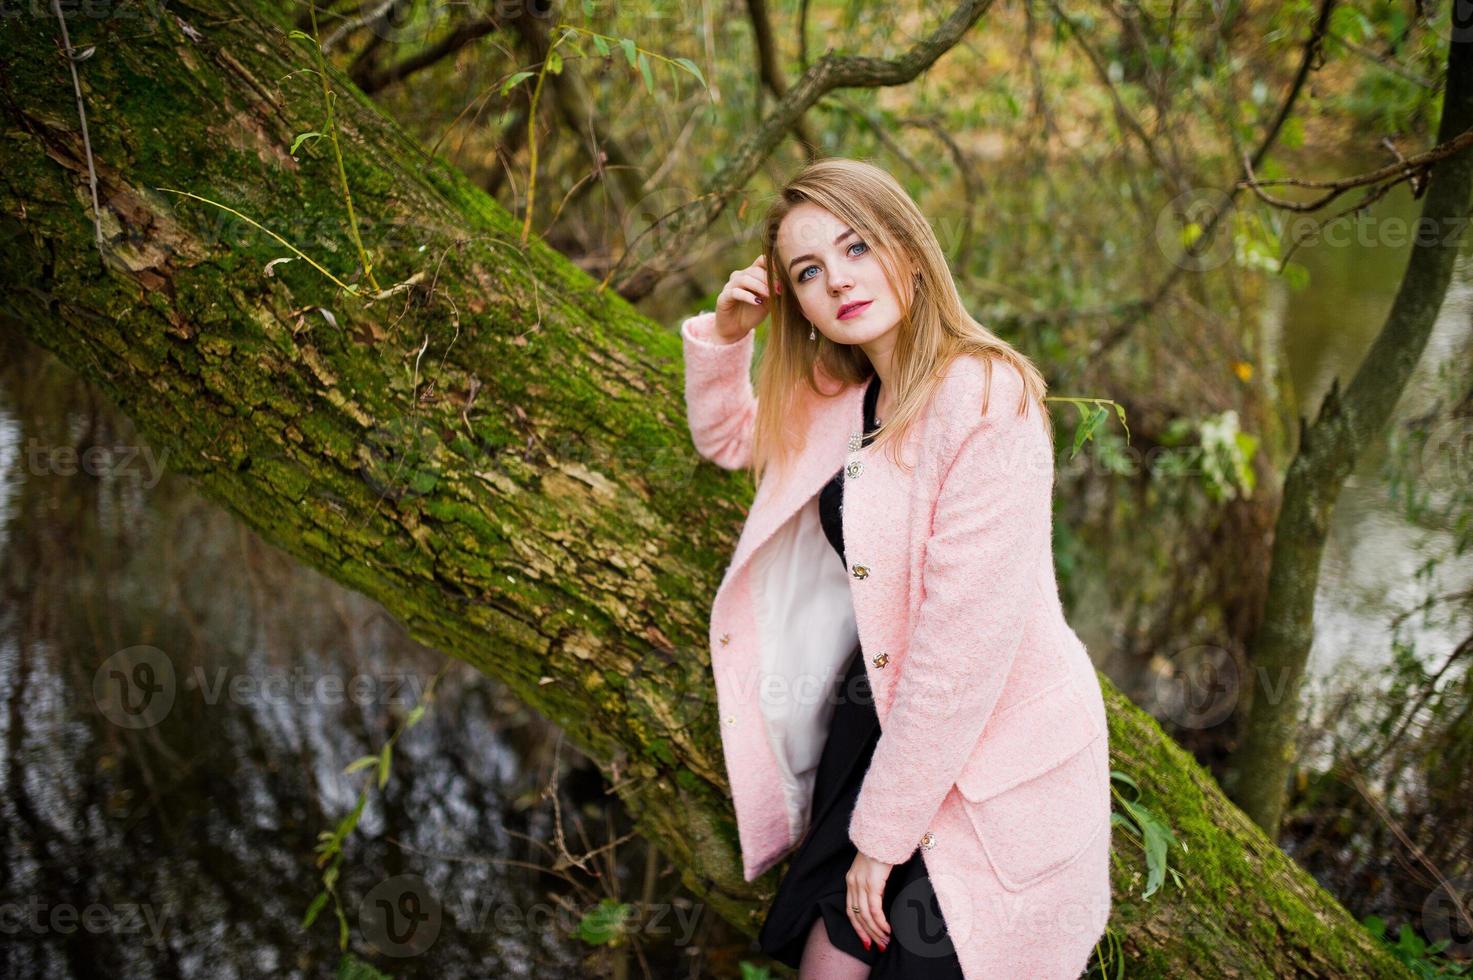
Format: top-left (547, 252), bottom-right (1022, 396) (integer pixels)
top-left (713, 254), bottom-right (783, 343)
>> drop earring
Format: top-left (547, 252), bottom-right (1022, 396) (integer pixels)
top-left (809, 324), bottom-right (816, 341)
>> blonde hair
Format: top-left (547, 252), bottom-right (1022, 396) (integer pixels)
top-left (749, 157), bottom-right (1052, 488)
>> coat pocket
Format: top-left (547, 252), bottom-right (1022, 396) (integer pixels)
top-left (953, 679), bottom-right (1108, 892)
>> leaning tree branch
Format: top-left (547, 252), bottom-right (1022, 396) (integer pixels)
top-left (745, 0), bottom-right (819, 159)
top-left (613, 0), bottom-right (998, 302)
top-left (352, 15), bottom-right (506, 95)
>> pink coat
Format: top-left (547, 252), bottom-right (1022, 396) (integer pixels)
top-left (681, 311), bottom-right (1112, 978)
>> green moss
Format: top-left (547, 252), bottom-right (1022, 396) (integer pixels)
top-left (646, 738), bottom-right (676, 767)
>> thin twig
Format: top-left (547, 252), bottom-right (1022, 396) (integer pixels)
top-left (1337, 763), bottom-right (1473, 940)
top-left (51, 0), bottom-right (104, 259)
top-left (307, 2), bottom-right (381, 291)
top-left (1238, 127), bottom-right (1473, 212)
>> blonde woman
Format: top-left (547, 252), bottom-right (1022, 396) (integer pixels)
top-left (680, 158), bottom-right (1111, 978)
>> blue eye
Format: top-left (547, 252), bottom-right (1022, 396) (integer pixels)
top-left (797, 241), bottom-right (867, 283)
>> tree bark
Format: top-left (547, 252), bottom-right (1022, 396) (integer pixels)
top-left (0, 0), bottom-right (1409, 972)
top-left (1224, 30), bottom-right (1473, 837)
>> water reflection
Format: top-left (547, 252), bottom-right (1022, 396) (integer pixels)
top-left (0, 338), bottom-right (730, 978)
top-left (1269, 173), bottom-right (1473, 689)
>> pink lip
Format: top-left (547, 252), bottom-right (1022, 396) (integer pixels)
top-left (837, 300), bottom-right (872, 320)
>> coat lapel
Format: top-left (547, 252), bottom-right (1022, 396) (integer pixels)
top-left (724, 381), bottom-right (866, 584)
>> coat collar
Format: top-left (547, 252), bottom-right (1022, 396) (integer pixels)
top-left (725, 378), bottom-right (867, 584)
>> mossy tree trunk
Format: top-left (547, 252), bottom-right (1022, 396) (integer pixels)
top-left (0, 1), bottom-right (1408, 973)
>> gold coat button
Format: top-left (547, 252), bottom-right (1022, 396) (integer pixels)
top-left (719, 633), bottom-right (730, 645)
top-left (724, 715), bottom-right (736, 725)
top-left (846, 460), bottom-right (863, 478)
top-left (871, 651), bottom-right (889, 669)
top-left (919, 831), bottom-right (936, 850)
top-left (850, 563), bottom-right (869, 579)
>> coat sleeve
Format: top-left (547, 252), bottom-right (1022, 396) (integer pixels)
top-left (681, 310), bottom-right (757, 471)
top-left (847, 367), bottom-right (1056, 866)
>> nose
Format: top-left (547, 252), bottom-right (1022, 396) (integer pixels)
top-left (828, 268), bottom-right (854, 294)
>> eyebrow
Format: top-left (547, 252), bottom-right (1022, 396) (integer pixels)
top-left (786, 227), bottom-right (857, 273)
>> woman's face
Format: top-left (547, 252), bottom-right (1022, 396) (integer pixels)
top-left (776, 202), bottom-right (913, 346)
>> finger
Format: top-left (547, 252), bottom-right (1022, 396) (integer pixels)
top-left (845, 905), bottom-right (866, 946)
top-left (848, 901), bottom-right (877, 949)
top-left (867, 886), bottom-right (891, 943)
top-left (846, 896), bottom-right (875, 948)
top-left (853, 888), bottom-right (881, 947)
top-left (736, 271), bottom-right (771, 297)
top-left (730, 286), bottom-right (764, 306)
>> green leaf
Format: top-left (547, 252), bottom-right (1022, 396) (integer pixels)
top-left (1112, 402), bottom-right (1131, 444)
top-left (1070, 404), bottom-right (1107, 458)
top-left (547, 49), bottom-right (563, 76)
top-left (335, 797), bottom-right (366, 843)
top-left (336, 952), bottom-right (395, 980)
top-left (1118, 797), bottom-right (1177, 898)
top-left (500, 70), bottom-right (535, 96)
top-left (673, 56), bottom-right (706, 89)
top-left (302, 890), bottom-right (329, 928)
top-left (377, 744), bottom-right (392, 789)
top-left (637, 51), bottom-right (654, 93)
top-left (291, 131), bottom-right (325, 155)
top-left (577, 898), bottom-right (634, 946)
top-left (619, 38), bottom-right (637, 67)
top-left (592, 33), bottom-right (609, 57)
top-left (1281, 260), bottom-right (1310, 291)
top-left (343, 754), bottom-right (378, 775)
top-left (405, 704), bottom-right (426, 728)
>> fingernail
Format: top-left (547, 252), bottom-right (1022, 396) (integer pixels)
top-left (755, 297), bottom-right (763, 304)
top-left (861, 936), bottom-right (871, 951)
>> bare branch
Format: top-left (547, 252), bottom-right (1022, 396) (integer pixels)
top-left (352, 16), bottom-right (505, 95)
top-left (1089, 0), bottom-right (1337, 360)
top-left (1238, 126), bottom-right (1473, 211)
top-left (615, 0), bottom-right (998, 301)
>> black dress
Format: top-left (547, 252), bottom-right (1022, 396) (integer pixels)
top-left (756, 373), bottom-right (965, 977)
